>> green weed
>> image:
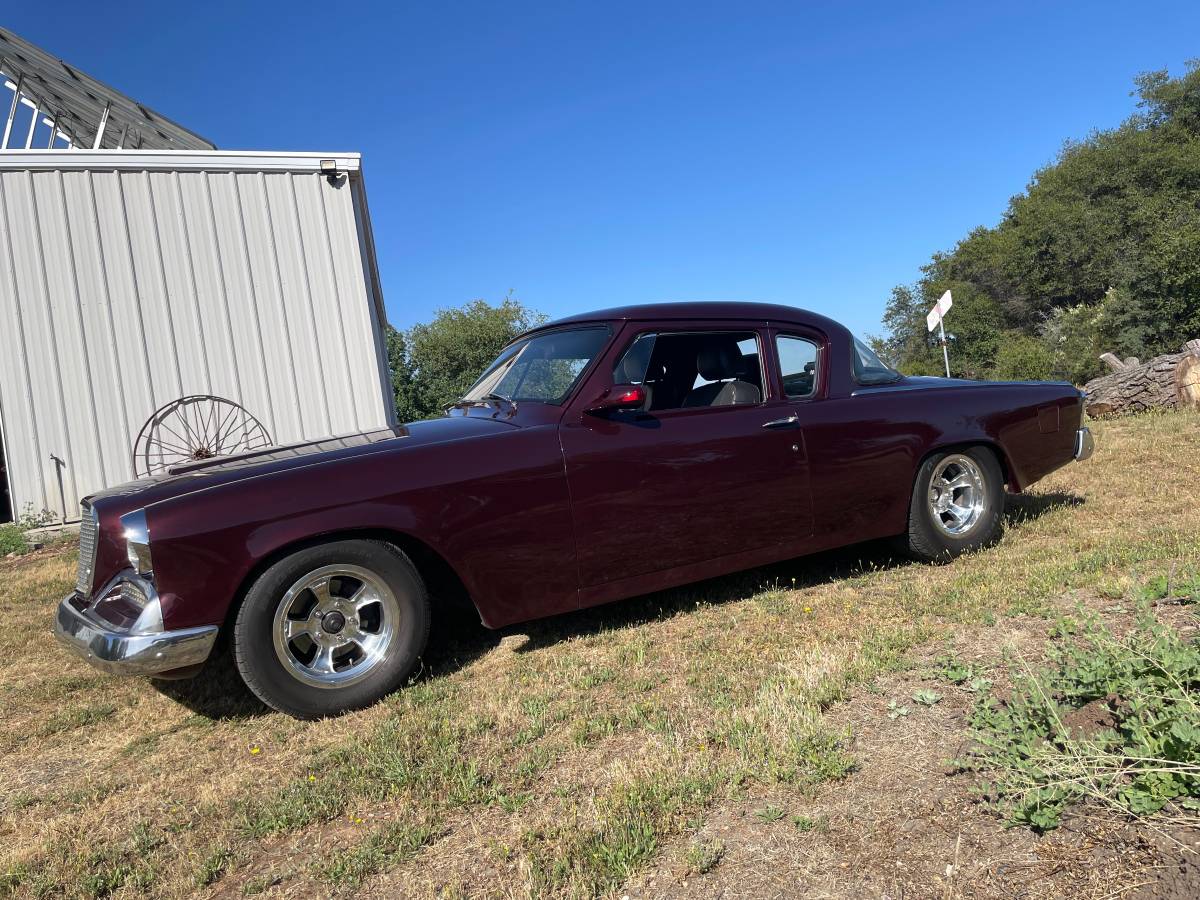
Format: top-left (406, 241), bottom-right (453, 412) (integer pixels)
top-left (1134, 570), bottom-right (1200, 605)
top-left (39, 702), bottom-right (117, 735)
top-left (195, 845), bottom-right (234, 887)
top-left (964, 608), bottom-right (1200, 831)
top-left (934, 652), bottom-right (983, 684)
top-left (0, 525), bottom-right (27, 557)
top-left (754, 804), bottom-right (786, 823)
top-left (317, 821), bottom-right (435, 886)
top-left (684, 839), bottom-right (725, 874)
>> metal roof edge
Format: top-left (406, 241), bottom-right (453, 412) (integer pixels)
top-left (0, 150), bottom-right (363, 173)
top-left (0, 26), bottom-right (218, 150)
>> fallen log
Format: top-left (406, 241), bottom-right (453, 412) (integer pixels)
top-left (1099, 352), bottom-right (1126, 373)
top-left (1083, 340), bottom-right (1200, 417)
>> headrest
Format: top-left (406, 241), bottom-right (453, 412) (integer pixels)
top-left (696, 344), bottom-right (741, 381)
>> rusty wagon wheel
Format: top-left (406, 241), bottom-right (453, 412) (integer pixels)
top-left (132, 395), bottom-right (272, 478)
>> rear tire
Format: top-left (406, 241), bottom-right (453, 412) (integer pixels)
top-left (233, 540), bottom-right (430, 718)
top-left (904, 446), bottom-right (1004, 561)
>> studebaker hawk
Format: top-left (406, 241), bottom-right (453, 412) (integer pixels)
top-left (55, 302), bottom-right (1093, 717)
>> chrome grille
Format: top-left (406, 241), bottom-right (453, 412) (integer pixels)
top-left (76, 502), bottom-right (98, 596)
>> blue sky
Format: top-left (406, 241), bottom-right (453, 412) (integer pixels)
top-left (7, 1), bottom-right (1200, 338)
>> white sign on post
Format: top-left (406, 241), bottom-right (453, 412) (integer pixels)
top-left (926, 290), bottom-right (953, 332)
top-left (926, 290), bottom-right (953, 377)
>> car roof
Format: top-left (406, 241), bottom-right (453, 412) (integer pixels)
top-left (537, 301), bottom-right (847, 335)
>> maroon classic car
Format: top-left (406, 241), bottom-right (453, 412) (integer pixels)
top-left (55, 302), bottom-right (1093, 717)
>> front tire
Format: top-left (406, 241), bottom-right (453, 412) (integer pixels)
top-left (233, 540), bottom-right (430, 718)
top-left (904, 447), bottom-right (1004, 561)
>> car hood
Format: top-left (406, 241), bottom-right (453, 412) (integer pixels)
top-left (88, 414), bottom-right (517, 510)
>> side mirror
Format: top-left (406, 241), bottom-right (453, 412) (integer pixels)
top-left (585, 384), bottom-right (647, 415)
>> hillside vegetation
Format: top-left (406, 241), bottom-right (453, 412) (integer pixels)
top-left (879, 63), bottom-right (1200, 383)
top-left (1, 412), bottom-right (1198, 898)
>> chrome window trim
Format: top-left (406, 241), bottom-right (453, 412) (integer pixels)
top-left (775, 332), bottom-right (823, 400)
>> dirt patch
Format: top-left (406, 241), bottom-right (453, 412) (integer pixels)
top-left (1059, 697), bottom-right (1119, 739)
top-left (620, 617), bottom-right (1200, 900)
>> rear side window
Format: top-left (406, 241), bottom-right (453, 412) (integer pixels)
top-left (852, 337), bottom-right (901, 385)
top-left (776, 335), bottom-right (819, 398)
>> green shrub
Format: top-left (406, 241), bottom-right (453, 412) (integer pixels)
top-left (15, 505), bottom-right (56, 529)
top-left (0, 523), bottom-right (28, 556)
top-left (1133, 570), bottom-right (1200, 605)
top-left (964, 610), bottom-right (1200, 831)
top-left (901, 357), bottom-right (948, 377)
top-left (1041, 297), bottom-right (1112, 383)
top-left (989, 333), bottom-right (1057, 382)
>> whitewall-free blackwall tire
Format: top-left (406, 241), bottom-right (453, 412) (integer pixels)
top-left (905, 446), bottom-right (1004, 561)
top-left (233, 540), bottom-right (430, 718)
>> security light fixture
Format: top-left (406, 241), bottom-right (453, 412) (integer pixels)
top-left (319, 158), bottom-right (344, 185)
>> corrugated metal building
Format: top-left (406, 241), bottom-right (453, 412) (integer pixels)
top-left (0, 150), bottom-right (395, 522)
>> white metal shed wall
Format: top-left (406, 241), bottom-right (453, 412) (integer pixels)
top-left (0, 150), bottom-right (395, 521)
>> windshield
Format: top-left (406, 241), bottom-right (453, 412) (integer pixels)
top-left (462, 326), bottom-right (610, 404)
top-left (852, 337), bottom-right (902, 385)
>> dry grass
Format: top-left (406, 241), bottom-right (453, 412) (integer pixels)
top-left (1, 410), bottom-right (1198, 899)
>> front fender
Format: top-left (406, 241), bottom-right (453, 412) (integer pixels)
top-left (147, 467), bottom-right (441, 630)
top-left (146, 424), bottom-right (578, 631)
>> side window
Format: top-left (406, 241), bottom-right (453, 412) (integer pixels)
top-left (615, 333), bottom-right (657, 384)
top-left (613, 330), bottom-right (764, 411)
top-left (852, 336), bottom-right (901, 385)
top-left (776, 335), bottom-right (819, 398)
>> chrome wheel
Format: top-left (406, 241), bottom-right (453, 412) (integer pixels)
top-left (927, 454), bottom-right (987, 536)
top-left (272, 565), bottom-right (400, 689)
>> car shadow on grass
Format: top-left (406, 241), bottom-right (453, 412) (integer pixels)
top-left (153, 489), bottom-right (1084, 720)
top-left (150, 650), bottom-right (269, 719)
top-left (1003, 490), bottom-right (1084, 526)
top-left (451, 537), bottom-right (910, 662)
top-left (428, 489), bottom-right (1085, 672)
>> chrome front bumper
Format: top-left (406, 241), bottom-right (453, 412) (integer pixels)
top-left (1074, 426), bottom-right (1095, 462)
top-left (54, 595), bottom-right (219, 676)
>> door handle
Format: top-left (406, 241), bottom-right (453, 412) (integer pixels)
top-left (761, 415), bottom-right (799, 429)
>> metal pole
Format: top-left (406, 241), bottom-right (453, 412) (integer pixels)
top-left (49, 454), bottom-right (68, 524)
top-left (939, 319), bottom-right (951, 378)
top-left (23, 102), bottom-right (38, 148)
top-left (92, 102), bottom-right (110, 149)
top-left (60, 120), bottom-right (80, 149)
top-left (45, 114), bottom-right (57, 149)
top-left (2, 74), bottom-right (22, 149)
